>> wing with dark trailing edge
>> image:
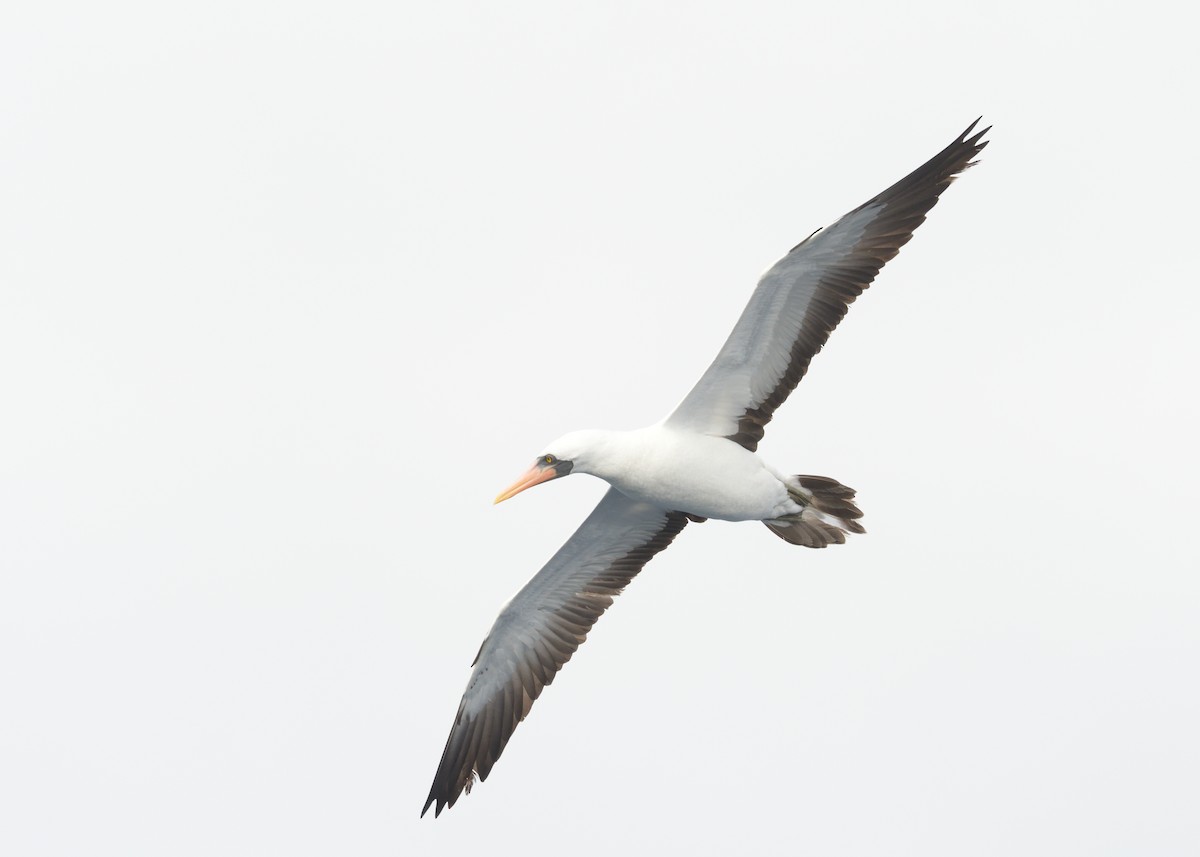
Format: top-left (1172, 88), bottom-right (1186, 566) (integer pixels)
top-left (422, 489), bottom-right (688, 817)
top-left (666, 120), bottom-right (989, 450)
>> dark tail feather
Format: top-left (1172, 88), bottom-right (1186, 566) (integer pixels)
top-left (763, 475), bottom-right (865, 548)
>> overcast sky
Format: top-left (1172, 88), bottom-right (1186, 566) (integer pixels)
top-left (3, 2), bottom-right (1198, 855)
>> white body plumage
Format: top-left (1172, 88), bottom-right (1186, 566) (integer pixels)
top-left (545, 427), bottom-right (799, 522)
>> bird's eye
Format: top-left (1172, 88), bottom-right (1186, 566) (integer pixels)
top-left (544, 455), bottom-right (556, 465)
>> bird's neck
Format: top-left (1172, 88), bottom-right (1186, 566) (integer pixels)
top-left (569, 429), bottom-right (640, 482)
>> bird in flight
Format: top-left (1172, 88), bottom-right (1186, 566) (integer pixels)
top-left (422, 119), bottom-right (988, 817)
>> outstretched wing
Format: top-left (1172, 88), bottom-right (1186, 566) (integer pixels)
top-left (666, 119), bottom-right (989, 451)
top-left (422, 489), bottom-right (688, 817)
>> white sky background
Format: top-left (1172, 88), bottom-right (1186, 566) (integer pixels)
top-left (2, 1), bottom-right (1198, 854)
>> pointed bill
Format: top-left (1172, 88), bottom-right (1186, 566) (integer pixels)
top-left (494, 463), bottom-right (558, 504)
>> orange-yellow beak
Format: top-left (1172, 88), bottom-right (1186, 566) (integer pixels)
top-left (494, 462), bottom-right (560, 504)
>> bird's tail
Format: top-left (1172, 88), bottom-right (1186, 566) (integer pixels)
top-left (763, 475), bottom-right (865, 548)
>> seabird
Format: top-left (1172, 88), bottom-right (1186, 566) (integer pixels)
top-left (422, 119), bottom-right (989, 816)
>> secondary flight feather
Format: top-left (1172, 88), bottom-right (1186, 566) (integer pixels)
top-left (422, 119), bottom-right (989, 816)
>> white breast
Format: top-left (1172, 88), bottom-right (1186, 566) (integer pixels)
top-left (590, 425), bottom-right (794, 522)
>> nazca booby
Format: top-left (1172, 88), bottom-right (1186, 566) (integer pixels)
top-left (423, 119), bottom-right (988, 817)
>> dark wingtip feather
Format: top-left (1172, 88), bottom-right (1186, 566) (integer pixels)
top-left (957, 117), bottom-right (990, 172)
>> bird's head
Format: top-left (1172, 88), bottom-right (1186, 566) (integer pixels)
top-left (493, 430), bottom-right (610, 504)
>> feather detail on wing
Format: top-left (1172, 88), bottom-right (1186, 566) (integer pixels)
top-left (421, 489), bottom-right (688, 817)
top-left (666, 119), bottom-right (989, 451)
